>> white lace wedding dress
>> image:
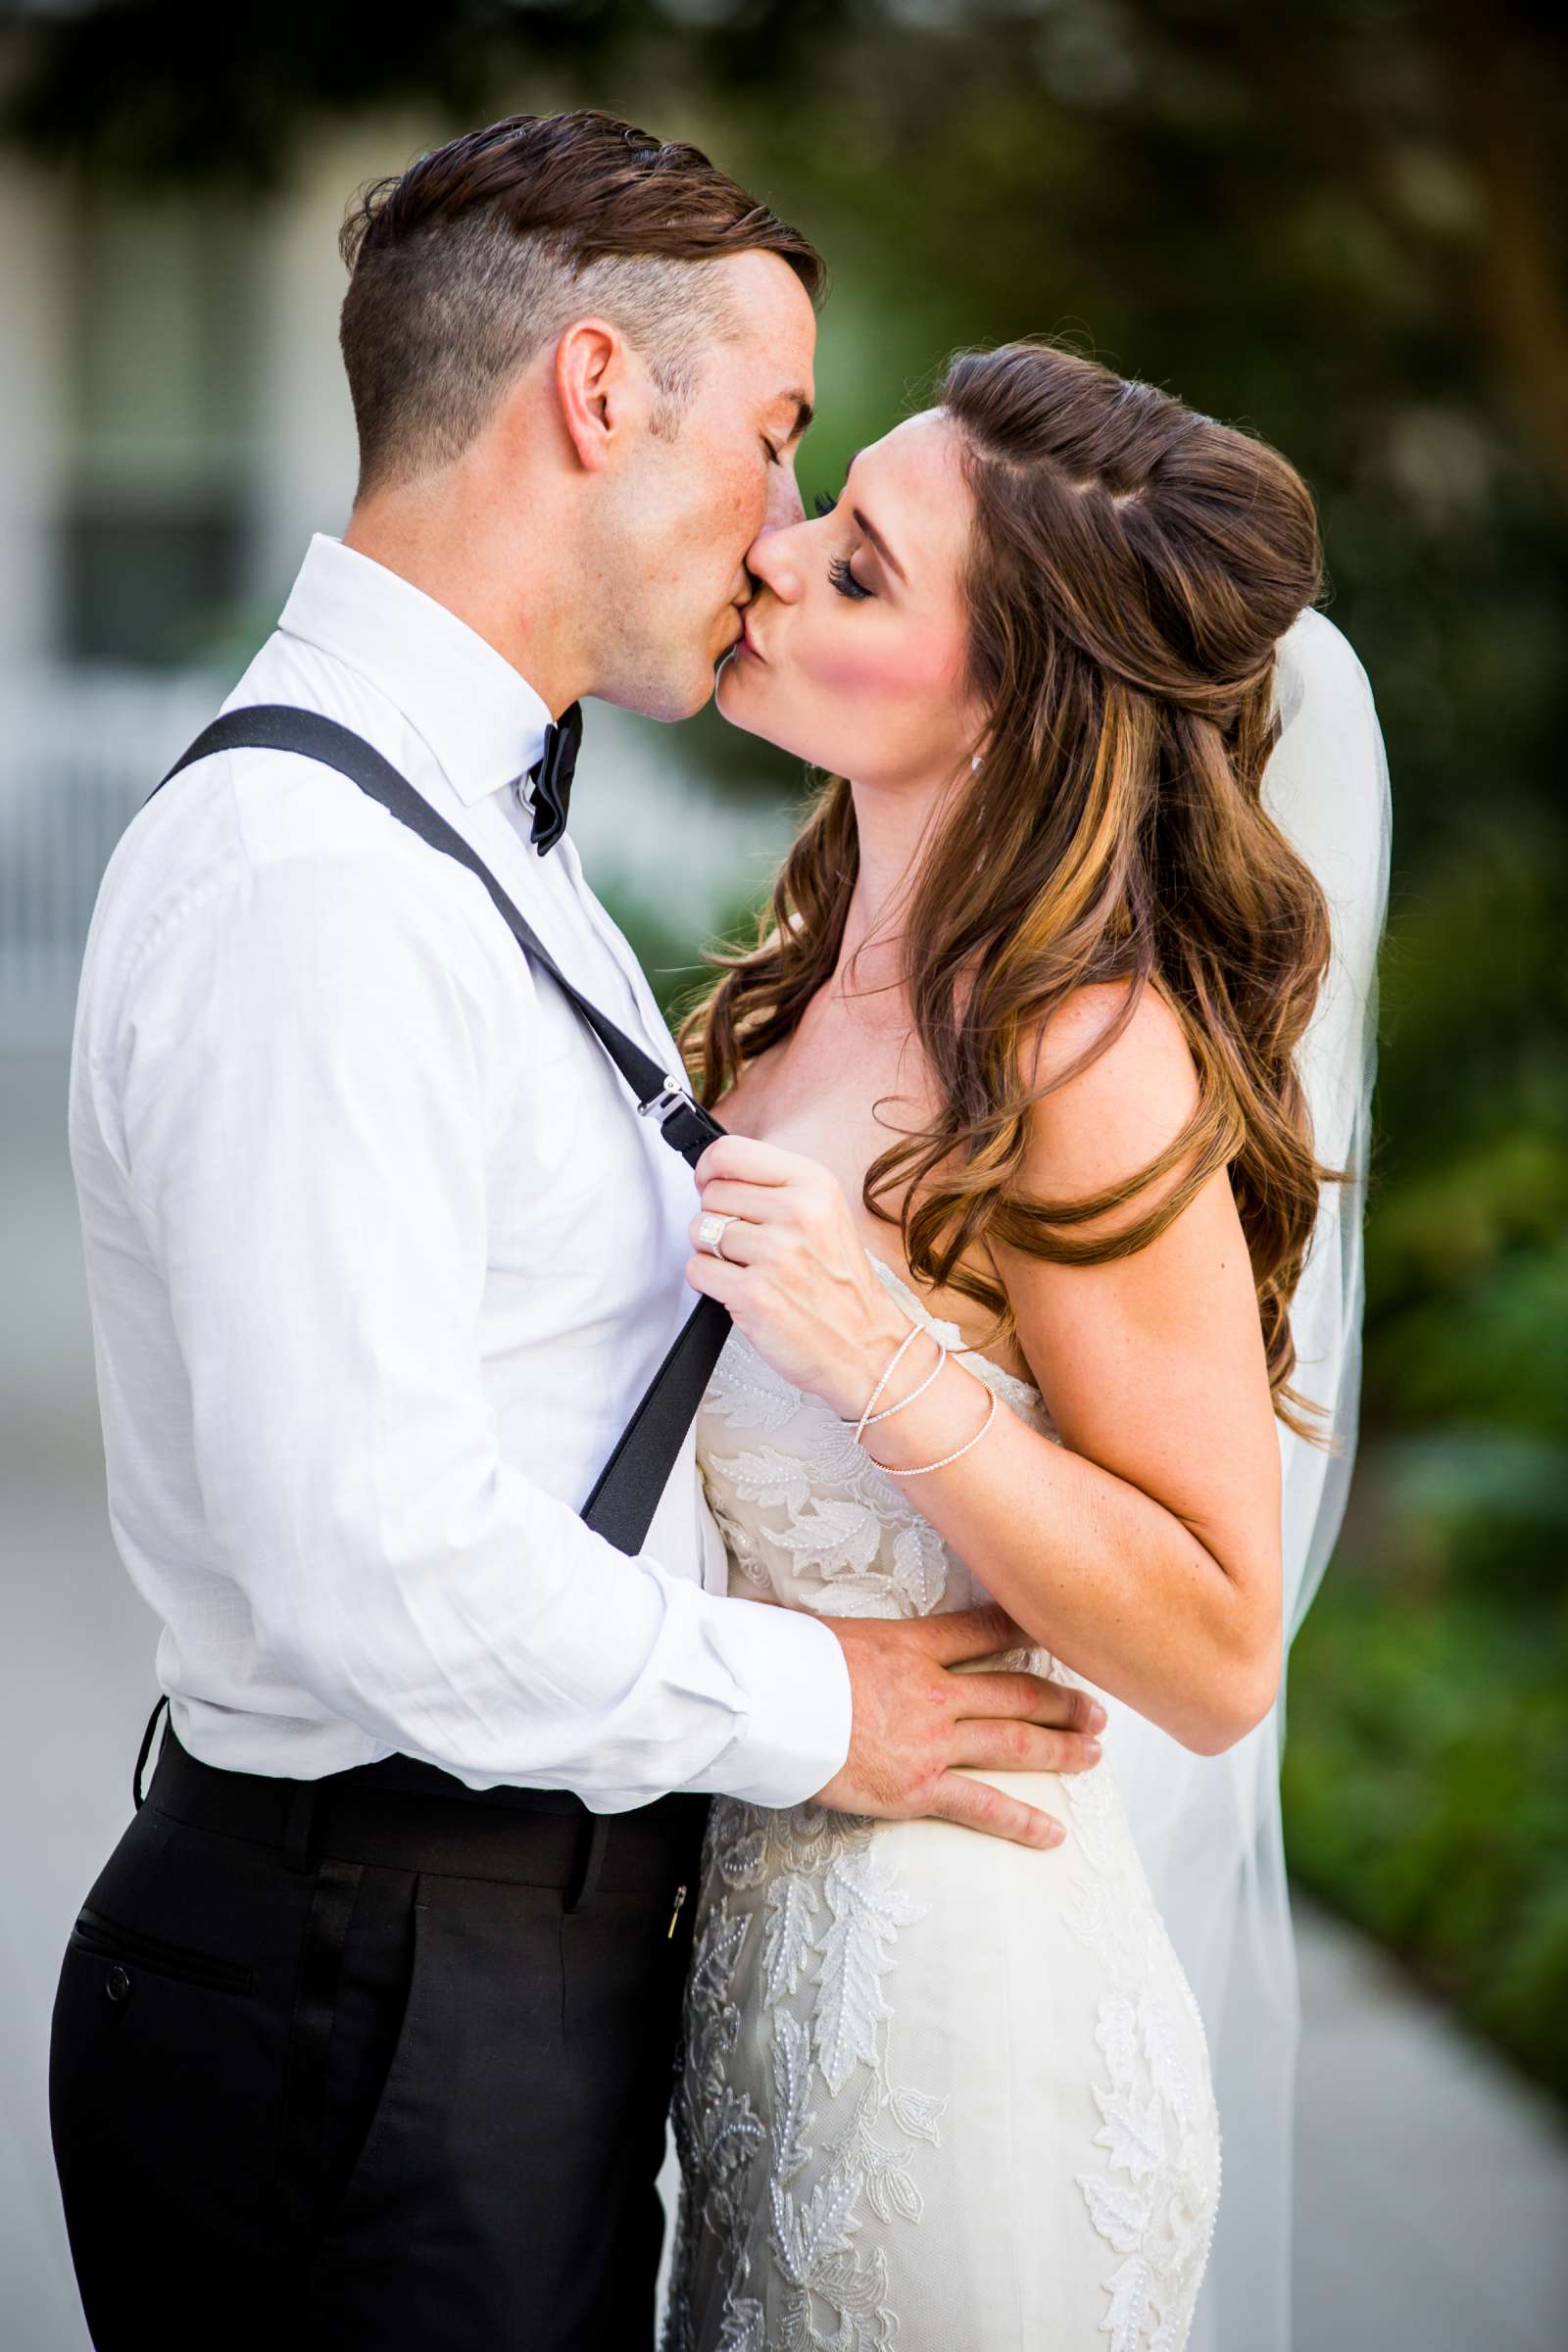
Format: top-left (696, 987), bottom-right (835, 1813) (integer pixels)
top-left (663, 1252), bottom-right (1221, 2352)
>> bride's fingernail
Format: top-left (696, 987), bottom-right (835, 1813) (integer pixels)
top-left (1083, 1739), bottom-right (1102, 1763)
top-left (1089, 1701), bottom-right (1107, 1729)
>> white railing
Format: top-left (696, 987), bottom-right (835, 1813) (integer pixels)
top-left (0, 665), bottom-right (790, 1051)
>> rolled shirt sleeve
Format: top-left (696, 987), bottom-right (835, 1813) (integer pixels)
top-left (117, 836), bottom-right (852, 1811)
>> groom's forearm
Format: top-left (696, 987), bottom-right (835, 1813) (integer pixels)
top-left (251, 1473), bottom-right (854, 1809)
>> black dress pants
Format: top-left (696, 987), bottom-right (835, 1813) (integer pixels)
top-left (48, 1714), bottom-right (709, 2351)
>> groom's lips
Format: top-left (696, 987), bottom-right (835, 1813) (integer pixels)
top-left (738, 611), bottom-right (765, 660)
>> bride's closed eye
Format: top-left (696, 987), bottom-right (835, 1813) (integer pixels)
top-left (828, 556), bottom-right (873, 603)
top-left (814, 491), bottom-right (875, 603)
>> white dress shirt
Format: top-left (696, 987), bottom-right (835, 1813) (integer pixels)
top-left (68, 532), bottom-right (853, 1810)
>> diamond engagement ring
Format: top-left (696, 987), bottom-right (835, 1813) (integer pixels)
top-left (696, 1210), bottom-right (740, 1262)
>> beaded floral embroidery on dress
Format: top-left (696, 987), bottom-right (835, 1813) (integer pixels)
top-left (664, 1795), bottom-right (946, 2352)
top-left (1057, 1753), bottom-right (1222, 2348)
top-left (698, 1309), bottom-right (956, 1622)
top-left (667, 1250), bottom-right (1218, 2351)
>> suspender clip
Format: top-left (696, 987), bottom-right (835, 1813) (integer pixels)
top-left (637, 1074), bottom-right (696, 1127)
top-left (638, 1076), bottom-right (725, 1167)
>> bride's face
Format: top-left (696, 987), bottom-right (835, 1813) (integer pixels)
top-left (715, 409), bottom-right (983, 786)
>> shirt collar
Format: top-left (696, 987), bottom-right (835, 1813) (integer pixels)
top-left (276, 533), bottom-right (554, 808)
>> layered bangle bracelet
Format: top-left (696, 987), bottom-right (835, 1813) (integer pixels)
top-left (845, 1320), bottom-right (1001, 1477)
top-left (875, 1382), bottom-right (998, 1478)
top-left (858, 1331), bottom-right (950, 1437)
top-left (847, 1321), bottom-right (925, 1444)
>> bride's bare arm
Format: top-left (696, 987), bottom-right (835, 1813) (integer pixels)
top-left (983, 983), bottom-right (1283, 1752)
top-left (684, 987), bottom-right (1283, 1757)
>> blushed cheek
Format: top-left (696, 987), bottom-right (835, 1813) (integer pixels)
top-left (808, 622), bottom-right (959, 709)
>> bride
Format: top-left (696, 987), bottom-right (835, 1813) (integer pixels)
top-left (661, 340), bottom-right (1383, 2350)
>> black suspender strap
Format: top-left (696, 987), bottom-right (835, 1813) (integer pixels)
top-left (150, 705), bottom-right (732, 1557)
top-left (153, 708), bottom-right (722, 1161)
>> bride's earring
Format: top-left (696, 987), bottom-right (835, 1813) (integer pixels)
top-left (970, 752), bottom-right (985, 773)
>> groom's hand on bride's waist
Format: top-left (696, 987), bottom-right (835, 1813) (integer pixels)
top-left (809, 1601), bottom-right (1105, 1848)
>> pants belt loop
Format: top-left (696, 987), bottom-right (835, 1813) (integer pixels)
top-left (283, 1781), bottom-right (319, 1874)
top-left (564, 1812), bottom-right (610, 1914)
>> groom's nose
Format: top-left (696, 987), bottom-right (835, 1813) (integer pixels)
top-left (760, 458), bottom-right (806, 535)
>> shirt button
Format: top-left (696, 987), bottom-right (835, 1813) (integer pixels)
top-left (104, 1964), bottom-right (131, 2004)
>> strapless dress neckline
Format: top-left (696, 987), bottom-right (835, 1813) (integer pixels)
top-left (861, 1249), bottom-right (1046, 1422)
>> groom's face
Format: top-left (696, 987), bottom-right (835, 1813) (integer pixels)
top-left (602, 250), bottom-right (817, 721)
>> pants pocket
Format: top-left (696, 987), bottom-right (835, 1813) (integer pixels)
top-left (67, 1901), bottom-right (257, 1994)
top-left (49, 1922), bottom-right (286, 2351)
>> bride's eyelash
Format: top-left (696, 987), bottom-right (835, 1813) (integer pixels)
top-left (828, 553), bottom-right (873, 603)
top-left (815, 487), bottom-right (873, 602)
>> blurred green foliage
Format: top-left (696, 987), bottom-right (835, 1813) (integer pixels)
top-left (1283, 1578), bottom-right (1568, 2100)
top-left (7, 0), bottom-right (1565, 2089)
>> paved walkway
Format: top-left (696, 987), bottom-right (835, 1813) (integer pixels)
top-left (1292, 1888), bottom-right (1568, 2350)
top-left (3, 1052), bottom-right (1564, 2350)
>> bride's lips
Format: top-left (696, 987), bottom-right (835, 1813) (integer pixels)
top-left (737, 609), bottom-right (765, 661)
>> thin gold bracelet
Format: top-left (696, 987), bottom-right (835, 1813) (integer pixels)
top-left (873, 1382), bottom-right (1000, 1479)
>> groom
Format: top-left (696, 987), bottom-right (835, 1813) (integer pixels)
top-left (49, 112), bottom-right (1100, 2351)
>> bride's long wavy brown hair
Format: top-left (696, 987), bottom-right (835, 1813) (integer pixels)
top-left (680, 340), bottom-right (1350, 1442)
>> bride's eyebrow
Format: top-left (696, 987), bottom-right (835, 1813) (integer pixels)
top-left (851, 504), bottom-right (907, 584)
top-left (837, 452), bottom-right (907, 583)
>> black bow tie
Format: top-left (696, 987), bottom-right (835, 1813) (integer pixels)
top-left (526, 701), bottom-right (582, 855)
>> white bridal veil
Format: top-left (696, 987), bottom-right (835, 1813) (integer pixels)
top-left (1102, 607), bottom-right (1393, 2352)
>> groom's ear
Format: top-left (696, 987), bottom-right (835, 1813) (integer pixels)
top-left (553, 318), bottom-right (636, 474)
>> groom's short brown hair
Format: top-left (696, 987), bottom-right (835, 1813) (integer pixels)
top-left (338, 110), bottom-right (825, 502)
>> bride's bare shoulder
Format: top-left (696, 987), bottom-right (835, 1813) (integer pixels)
top-left (1015, 981), bottom-right (1203, 1216)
